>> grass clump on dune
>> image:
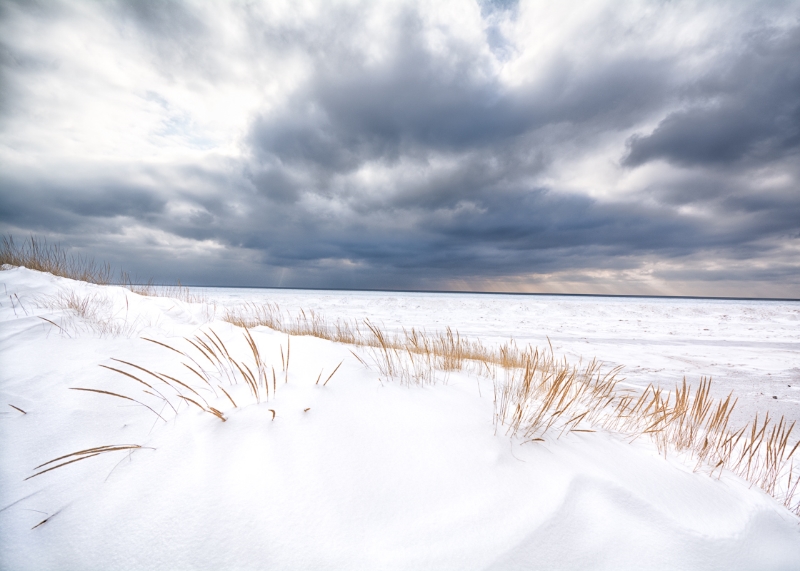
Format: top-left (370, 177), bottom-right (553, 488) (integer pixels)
top-left (2, 234), bottom-right (205, 304)
top-left (36, 290), bottom-right (148, 338)
top-left (1, 235), bottom-right (113, 284)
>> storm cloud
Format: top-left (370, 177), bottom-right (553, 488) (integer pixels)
top-left (1, 0), bottom-right (798, 296)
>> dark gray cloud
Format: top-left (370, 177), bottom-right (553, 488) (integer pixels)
top-left (0, 0), bottom-right (799, 296)
top-left (248, 25), bottom-right (673, 172)
top-left (624, 24), bottom-right (800, 168)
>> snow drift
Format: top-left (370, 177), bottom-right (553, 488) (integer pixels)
top-left (1, 267), bottom-right (798, 570)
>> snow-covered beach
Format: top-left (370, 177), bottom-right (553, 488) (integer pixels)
top-left (1, 266), bottom-right (799, 570)
top-left (200, 286), bottom-right (800, 425)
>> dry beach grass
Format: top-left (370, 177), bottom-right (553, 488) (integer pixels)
top-left (224, 301), bottom-right (800, 513)
top-left (1, 235), bottom-right (204, 304)
top-left (3, 234), bottom-right (799, 515)
top-left (1, 235), bottom-right (113, 284)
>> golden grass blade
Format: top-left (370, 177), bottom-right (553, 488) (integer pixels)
top-left (177, 395), bottom-right (226, 421)
top-left (210, 329), bottom-right (235, 362)
top-left (323, 360), bottom-right (344, 386)
top-left (158, 372), bottom-right (206, 401)
top-left (185, 337), bottom-right (217, 367)
top-left (33, 444), bottom-right (143, 470)
top-left (177, 394), bottom-right (206, 411)
top-left (27, 444), bottom-right (148, 480)
top-left (98, 364), bottom-right (155, 391)
top-left (142, 337), bottom-right (184, 356)
top-left (70, 388), bottom-right (166, 422)
top-left (31, 511), bottom-right (60, 530)
top-left (182, 362), bottom-right (214, 389)
top-left (38, 316), bottom-right (70, 337)
top-left (26, 453), bottom-right (102, 480)
top-left (218, 385), bottom-right (237, 408)
top-left (349, 349), bottom-right (367, 367)
top-left (206, 406), bottom-right (227, 421)
top-left (285, 336), bottom-right (290, 383)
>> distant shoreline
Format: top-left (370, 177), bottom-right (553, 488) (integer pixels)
top-left (184, 284), bottom-right (800, 303)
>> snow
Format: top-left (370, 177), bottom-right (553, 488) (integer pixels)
top-left (1, 267), bottom-right (799, 570)
top-left (199, 286), bottom-right (800, 424)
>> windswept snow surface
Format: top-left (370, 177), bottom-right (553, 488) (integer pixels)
top-left (200, 286), bottom-right (800, 424)
top-left (1, 267), bottom-right (798, 570)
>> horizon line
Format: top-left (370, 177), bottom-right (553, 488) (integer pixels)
top-left (179, 283), bottom-right (800, 303)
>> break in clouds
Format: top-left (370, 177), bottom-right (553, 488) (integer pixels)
top-left (1, 0), bottom-right (799, 296)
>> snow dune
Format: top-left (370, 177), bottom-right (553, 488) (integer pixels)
top-left (1, 267), bottom-right (798, 570)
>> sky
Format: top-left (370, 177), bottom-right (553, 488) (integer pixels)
top-left (1, 0), bottom-right (799, 297)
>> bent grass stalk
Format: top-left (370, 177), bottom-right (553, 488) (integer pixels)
top-left (27, 444), bottom-right (149, 481)
top-left (322, 360), bottom-right (343, 386)
top-left (70, 387), bottom-right (167, 422)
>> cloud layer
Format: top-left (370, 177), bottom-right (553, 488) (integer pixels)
top-left (1, 0), bottom-right (799, 296)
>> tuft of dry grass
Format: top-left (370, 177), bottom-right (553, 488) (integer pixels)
top-left (492, 347), bottom-right (621, 440)
top-left (2, 234), bottom-right (206, 305)
top-left (120, 271), bottom-right (207, 304)
top-left (2, 235), bottom-right (113, 284)
top-left (224, 303), bottom-right (361, 344)
top-left (223, 303), bottom-right (548, 383)
top-left (493, 349), bottom-right (800, 514)
top-left (89, 327), bottom-right (287, 425)
top-left (36, 290), bottom-right (147, 338)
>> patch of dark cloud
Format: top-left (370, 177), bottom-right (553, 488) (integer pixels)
top-left (653, 260), bottom-right (800, 285)
top-left (247, 6), bottom-right (674, 178)
top-left (193, 180), bottom-right (713, 282)
top-left (390, 191), bottom-right (717, 274)
top-left (0, 11), bottom-right (61, 120)
top-left (55, 185), bottom-right (166, 219)
top-left (624, 22), bottom-right (800, 168)
top-left (247, 166), bottom-right (302, 204)
top-left (116, 0), bottom-right (204, 39)
top-left (0, 172), bottom-right (166, 234)
top-left (0, 0), bottom-right (71, 22)
top-left (2, 154), bottom-right (794, 292)
top-left (109, 0), bottom-right (220, 80)
top-left (248, 23), bottom-right (522, 171)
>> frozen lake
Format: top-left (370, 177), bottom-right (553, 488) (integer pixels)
top-left (199, 287), bottom-right (800, 424)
